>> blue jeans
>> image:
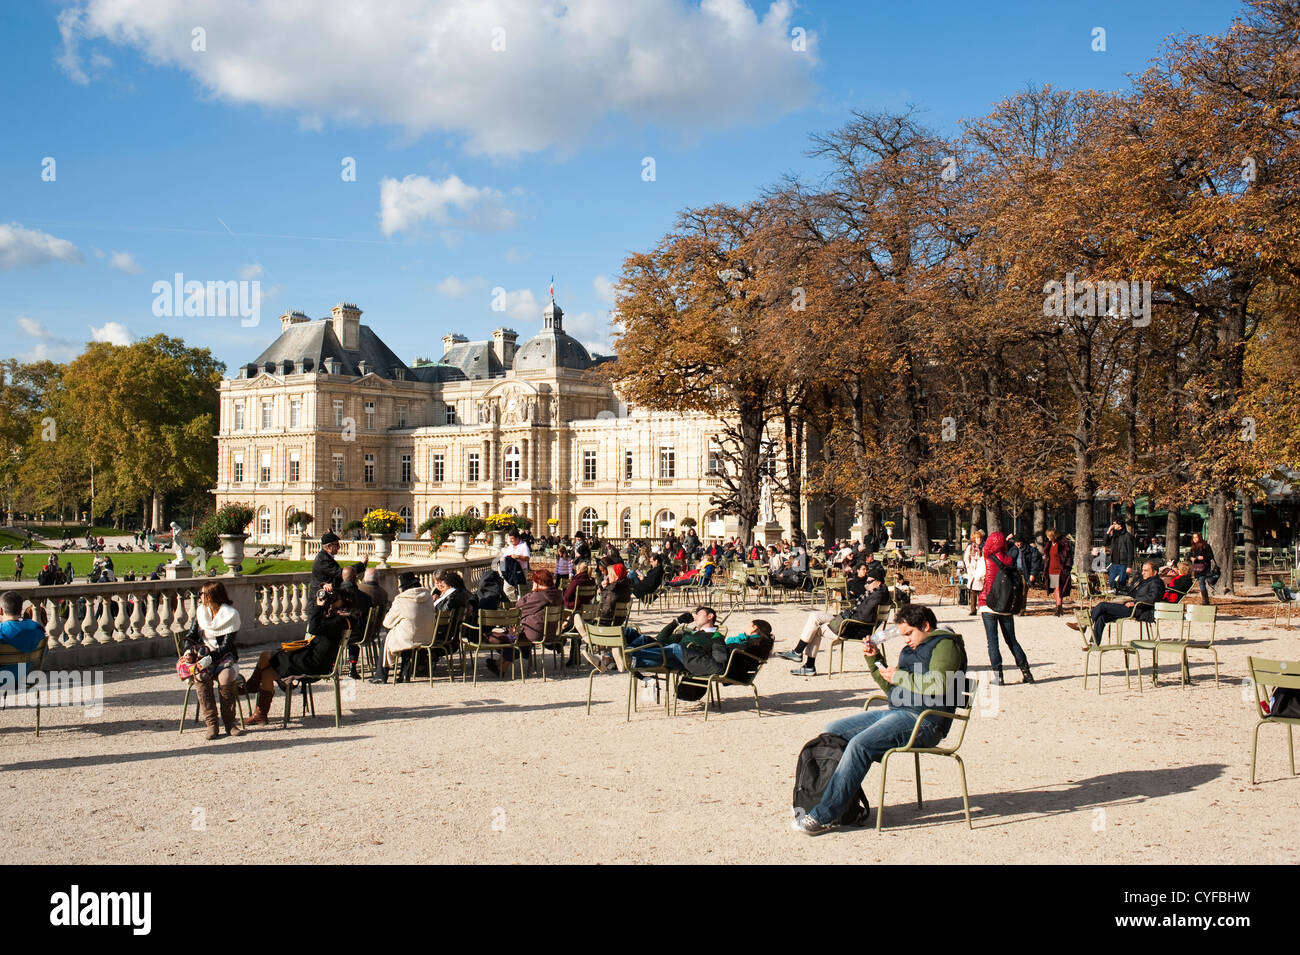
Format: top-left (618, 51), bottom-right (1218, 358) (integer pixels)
top-left (1108, 563), bottom-right (1129, 590)
top-left (627, 632), bottom-right (685, 670)
top-left (981, 612), bottom-right (1028, 670)
top-left (810, 709), bottom-right (943, 825)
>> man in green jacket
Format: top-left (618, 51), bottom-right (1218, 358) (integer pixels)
top-left (793, 603), bottom-right (967, 834)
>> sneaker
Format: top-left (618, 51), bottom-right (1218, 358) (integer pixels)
top-left (791, 665), bottom-right (816, 677)
top-left (776, 650), bottom-right (803, 662)
top-left (791, 813), bottom-right (830, 836)
top-left (1065, 621), bottom-right (1081, 632)
top-left (580, 646), bottom-right (605, 672)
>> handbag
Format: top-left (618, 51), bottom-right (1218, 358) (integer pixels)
top-left (280, 635), bottom-right (313, 653)
top-left (1207, 564), bottom-right (1222, 587)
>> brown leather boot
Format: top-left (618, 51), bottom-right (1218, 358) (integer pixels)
top-left (219, 682), bottom-right (243, 736)
top-left (246, 689), bottom-right (274, 725)
top-left (195, 680), bottom-right (221, 740)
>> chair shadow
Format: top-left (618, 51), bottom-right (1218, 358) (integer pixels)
top-left (863, 762), bottom-right (1229, 831)
top-left (0, 733), bottom-right (373, 772)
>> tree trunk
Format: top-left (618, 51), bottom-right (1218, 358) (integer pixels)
top-left (151, 490), bottom-right (163, 531)
top-left (1074, 495), bottom-right (1093, 577)
top-left (1032, 500), bottom-right (1046, 541)
top-left (984, 503), bottom-right (1001, 536)
top-left (1165, 507), bottom-right (1179, 566)
top-left (970, 504), bottom-right (980, 534)
top-left (905, 500), bottom-right (928, 553)
top-left (1206, 488), bottom-right (1235, 596)
top-left (1241, 489), bottom-right (1257, 589)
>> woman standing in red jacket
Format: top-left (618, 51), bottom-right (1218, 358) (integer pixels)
top-left (979, 532), bottom-right (1034, 686)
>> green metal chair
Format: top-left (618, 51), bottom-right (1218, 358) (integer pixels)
top-left (1272, 581), bottom-right (1298, 628)
top-left (172, 629), bottom-right (248, 733)
top-left (806, 568), bottom-right (827, 607)
top-left (1078, 607), bottom-right (1141, 694)
top-left (460, 608), bottom-right (524, 684)
top-left (411, 606), bottom-right (465, 685)
top-left (1180, 603), bottom-right (1219, 686)
top-left (672, 645), bottom-right (767, 721)
top-left (1247, 656), bottom-right (1300, 784)
top-left (864, 677), bottom-right (978, 831)
top-left (581, 622), bottom-right (658, 720)
top-left (526, 604), bottom-right (567, 681)
top-left (351, 607), bottom-right (382, 679)
top-left (828, 605), bottom-right (890, 678)
top-left (281, 633), bottom-right (351, 729)
top-left (824, 575), bottom-right (848, 612)
top-left (0, 637), bottom-right (49, 735)
top-left (1125, 601), bottom-right (1184, 687)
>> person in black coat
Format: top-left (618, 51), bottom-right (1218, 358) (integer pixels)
top-left (632, 554), bottom-right (665, 600)
top-left (1069, 559), bottom-right (1165, 646)
top-left (308, 532), bottom-right (344, 604)
top-left (339, 565), bottom-right (372, 680)
top-left (243, 584), bottom-right (355, 724)
top-left (475, 570), bottom-right (506, 612)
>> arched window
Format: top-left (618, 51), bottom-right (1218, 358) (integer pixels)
top-left (258, 507), bottom-right (271, 538)
top-left (430, 505), bottom-right (445, 520)
top-left (466, 506), bottom-right (481, 518)
top-left (399, 505), bottom-right (412, 536)
top-left (655, 509), bottom-right (676, 531)
top-left (621, 508), bottom-right (632, 539)
top-left (580, 507), bottom-right (599, 536)
top-left (504, 445), bottom-right (521, 482)
top-left (503, 505), bottom-right (517, 516)
top-left (331, 507), bottom-right (344, 533)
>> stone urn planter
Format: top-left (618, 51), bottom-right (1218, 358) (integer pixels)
top-left (371, 534), bottom-right (394, 568)
top-left (452, 531), bottom-right (471, 557)
top-left (219, 533), bottom-right (248, 577)
top-left (491, 530), bottom-right (506, 551)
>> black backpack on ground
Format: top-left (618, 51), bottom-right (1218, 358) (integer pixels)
top-left (792, 733), bottom-right (871, 827)
top-left (986, 556), bottom-right (1027, 614)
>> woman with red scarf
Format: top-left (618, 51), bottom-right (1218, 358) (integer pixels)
top-left (979, 531), bottom-right (1034, 686)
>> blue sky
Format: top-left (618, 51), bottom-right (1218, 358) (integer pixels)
top-left (2, 0), bottom-right (1243, 371)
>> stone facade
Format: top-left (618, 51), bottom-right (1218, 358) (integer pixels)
top-left (213, 300), bottom-right (800, 543)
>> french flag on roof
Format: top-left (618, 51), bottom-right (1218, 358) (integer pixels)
top-left (549, 275), bottom-right (554, 299)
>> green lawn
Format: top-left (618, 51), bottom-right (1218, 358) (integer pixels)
top-left (0, 531), bottom-right (25, 549)
top-left (0, 553), bottom-right (317, 581)
top-left (7, 524), bottom-right (138, 540)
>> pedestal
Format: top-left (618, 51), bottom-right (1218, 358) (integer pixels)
top-left (164, 563), bottom-right (193, 580)
top-left (753, 521), bottom-right (784, 547)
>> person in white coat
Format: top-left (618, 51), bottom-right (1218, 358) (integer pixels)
top-left (962, 530), bottom-right (986, 617)
top-left (190, 580), bottom-right (243, 739)
top-left (370, 572), bottom-right (435, 683)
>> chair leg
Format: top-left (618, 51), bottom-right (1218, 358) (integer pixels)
top-left (955, 755), bottom-right (971, 829)
top-left (752, 684), bottom-right (760, 718)
top-left (586, 669), bottom-right (596, 716)
top-left (180, 683), bottom-right (193, 733)
top-left (1251, 721), bottom-right (1262, 784)
top-left (333, 676), bottom-right (342, 728)
top-left (625, 670), bottom-right (634, 722)
top-left (914, 752), bottom-right (923, 808)
top-left (876, 751), bottom-right (893, 832)
top-left (1290, 725), bottom-right (1296, 777)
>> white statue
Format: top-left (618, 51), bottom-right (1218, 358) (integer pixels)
top-left (168, 521), bottom-right (208, 572)
top-left (759, 475), bottom-right (775, 525)
top-left (170, 522), bottom-right (188, 565)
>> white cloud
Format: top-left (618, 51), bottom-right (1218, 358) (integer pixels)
top-left (0, 222), bottom-right (82, 270)
top-left (239, 262), bottom-right (264, 280)
top-left (563, 309), bottom-right (617, 353)
top-left (55, 0), bottom-right (817, 156)
top-left (17, 316), bottom-right (51, 339)
top-left (90, 321), bottom-right (131, 346)
top-left (379, 174), bottom-right (516, 237)
top-left (437, 275), bottom-right (486, 297)
top-left (593, 275), bottom-right (616, 304)
top-left (504, 247), bottom-right (529, 264)
top-left (501, 288), bottom-right (540, 321)
top-left (108, 250), bottom-right (142, 274)
top-left (16, 316), bottom-right (77, 361)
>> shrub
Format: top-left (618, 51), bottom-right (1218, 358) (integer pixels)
top-left (438, 514), bottom-right (485, 536)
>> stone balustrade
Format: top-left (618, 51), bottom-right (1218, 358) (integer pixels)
top-left (17, 555), bottom-right (496, 669)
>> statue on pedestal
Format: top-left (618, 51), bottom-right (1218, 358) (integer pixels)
top-left (759, 475), bottom-right (776, 525)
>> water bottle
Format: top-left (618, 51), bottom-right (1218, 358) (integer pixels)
top-left (877, 624), bottom-right (900, 646)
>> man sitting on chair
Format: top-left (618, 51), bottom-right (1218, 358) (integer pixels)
top-left (778, 565), bottom-right (890, 676)
top-left (1067, 558), bottom-right (1165, 646)
top-left (580, 606), bottom-right (719, 674)
top-left (793, 604), bottom-right (967, 835)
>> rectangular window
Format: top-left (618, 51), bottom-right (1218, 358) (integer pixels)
top-left (364, 453), bottom-right (375, 483)
top-left (365, 400), bottom-right (375, 430)
top-left (233, 454), bottom-right (243, 483)
top-left (625, 450), bottom-right (633, 481)
top-left (261, 401), bottom-right (272, 430)
top-left (707, 439), bottom-right (723, 475)
top-left (233, 403), bottom-right (245, 432)
top-left (760, 440), bottom-right (777, 477)
top-left (467, 452), bottom-right (480, 483)
top-left (397, 403), bottom-right (408, 428)
top-left (288, 451), bottom-right (300, 483)
top-left (401, 454), bottom-right (412, 484)
top-left (332, 454), bottom-right (344, 483)
top-left (333, 400), bottom-right (344, 427)
top-left (659, 445), bottom-right (675, 479)
top-left (259, 452), bottom-right (271, 483)
top-left (432, 453), bottom-right (445, 483)
top-left (445, 405), bottom-right (456, 425)
top-left (289, 398), bottom-right (301, 429)
top-left (583, 449), bottom-right (597, 482)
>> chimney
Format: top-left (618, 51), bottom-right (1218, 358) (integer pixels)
top-left (492, 327), bottom-right (518, 368)
top-left (280, 309), bottom-right (310, 331)
top-left (441, 333), bottom-right (468, 357)
top-left (357, 360), bottom-right (370, 376)
top-left (330, 302), bottom-right (362, 350)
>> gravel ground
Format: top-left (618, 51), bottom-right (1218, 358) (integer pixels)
top-left (3, 591), bottom-right (1297, 864)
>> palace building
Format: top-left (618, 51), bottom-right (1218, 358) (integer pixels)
top-left (213, 300), bottom-right (803, 544)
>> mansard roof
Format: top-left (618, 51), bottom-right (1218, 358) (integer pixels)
top-left (244, 320), bottom-right (410, 379)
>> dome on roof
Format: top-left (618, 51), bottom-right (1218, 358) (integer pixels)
top-left (513, 299), bottom-right (593, 371)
